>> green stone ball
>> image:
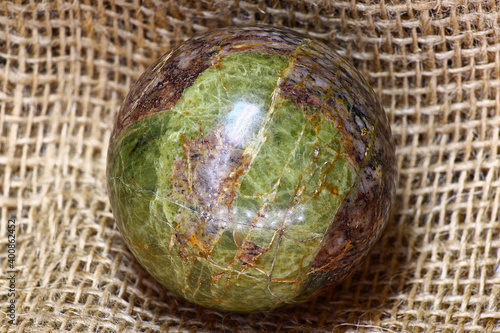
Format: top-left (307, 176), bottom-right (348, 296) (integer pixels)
top-left (107, 25), bottom-right (397, 313)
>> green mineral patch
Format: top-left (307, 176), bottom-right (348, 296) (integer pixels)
top-left (107, 49), bottom-right (354, 312)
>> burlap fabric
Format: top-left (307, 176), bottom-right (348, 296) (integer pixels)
top-left (1, 1), bottom-right (499, 332)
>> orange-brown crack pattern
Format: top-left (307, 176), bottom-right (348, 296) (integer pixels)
top-left (170, 126), bottom-right (252, 262)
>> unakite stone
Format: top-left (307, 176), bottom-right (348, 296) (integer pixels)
top-left (107, 25), bottom-right (397, 313)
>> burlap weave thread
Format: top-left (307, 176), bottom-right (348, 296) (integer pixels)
top-left (0, 1), bottom-right (499, 332)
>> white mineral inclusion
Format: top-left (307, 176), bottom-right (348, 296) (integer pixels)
top-left (224, 101), bottom-right (263, 148)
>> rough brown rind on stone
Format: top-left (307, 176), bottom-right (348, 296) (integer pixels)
top-left (276, 38), bottom-right (397, 299)
top-left (217, 25), bottom-right (305, 58)
top-left (111, 25), bottom-right (306, 141)
top-left (305, 41), bottom-right (397, 287)
top-left (303, 143), bottom-right (396, 298)
top-left (110, 35), bottom-right (221, 141)
top-left (308, 40), bottom-right (389, 129)
top-left (279, 39), bottom-right (393, 169)
top-left (293, 148), bottom-right (395, 300)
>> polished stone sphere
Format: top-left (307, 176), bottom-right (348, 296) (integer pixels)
top-left (107, 25), bottom-right (397, 313)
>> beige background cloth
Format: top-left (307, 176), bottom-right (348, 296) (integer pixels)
top-left (1, 1), bottom-right (499, 332)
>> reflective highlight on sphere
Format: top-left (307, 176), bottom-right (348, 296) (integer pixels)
top-left (107, 25), bottom-right (397, 313)
top-left (225, 101), bottom-right (262, 148)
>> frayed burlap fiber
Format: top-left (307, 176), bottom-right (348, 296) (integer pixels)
top-left (1, 1), bottom-right (499, 332)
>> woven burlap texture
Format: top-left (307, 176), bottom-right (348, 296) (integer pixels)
top-left (1, 1), bottom-right (499, 332)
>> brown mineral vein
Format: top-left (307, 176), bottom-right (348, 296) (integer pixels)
top-left (239, 39), bottom-right (311, 176)
top-left (217, 42), bottom-right (315, 278)
top-left (201, 41), bottom-right (311, 262)
top-left (201, 39), bottom-right (314, 293)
